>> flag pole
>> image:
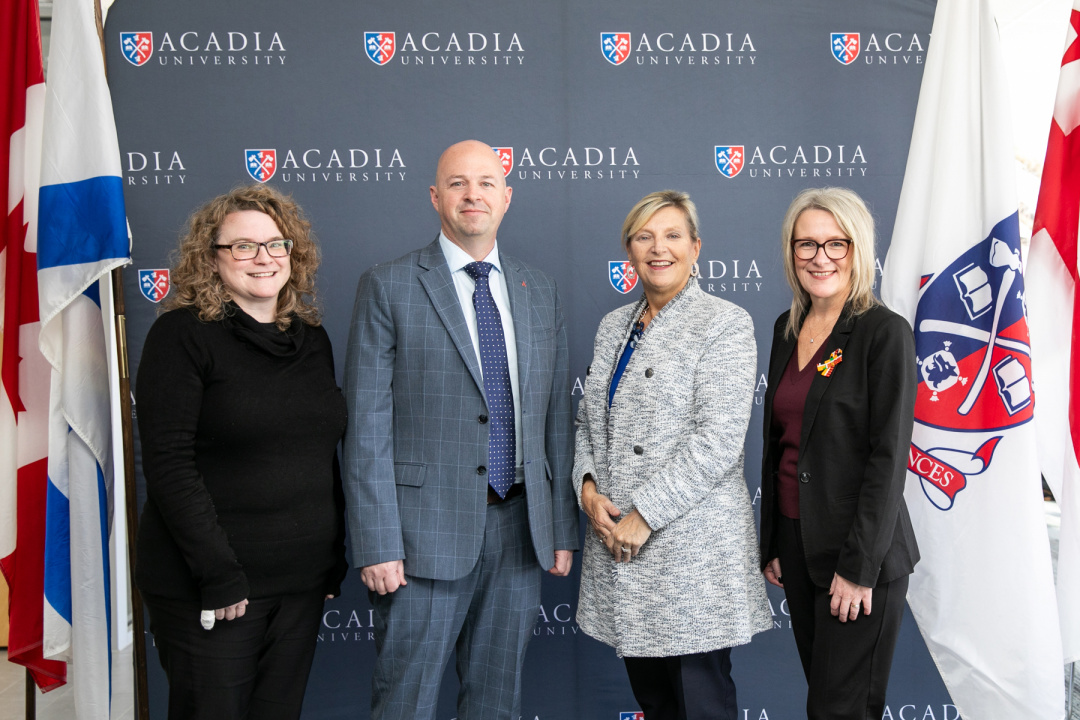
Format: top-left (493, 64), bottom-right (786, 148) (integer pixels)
top-left (110, 267), bottom-right (148, 720)
top-left (91, 0), bottom-right (148, 716)
top-left (1069, 661), bottom-right (1075, 719)
top-left (24, 670), bottom-right (35, 720)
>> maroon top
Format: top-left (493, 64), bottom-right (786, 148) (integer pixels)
top-left (771, 343), bottom-right (826, 519)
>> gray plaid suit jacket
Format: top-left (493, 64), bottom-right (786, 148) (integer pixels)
top-left (342, 238), bottom-right (578, 580)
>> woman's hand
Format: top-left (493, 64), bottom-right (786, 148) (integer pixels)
top-left (763, 558), bottom-right (784, 588)
top-left (609, 509), bottom-right (653, 563)
top-left (581, 478), bottom-right (621, 543)
top-left (829, 573), bottom-right (873, 622)
top-left (214, 599), bottom-right (249, 621)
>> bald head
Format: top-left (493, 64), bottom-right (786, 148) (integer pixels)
top-left (434, 140), bottom-right (506, 187)
top-left (430, 140), bottom-right (513, 259)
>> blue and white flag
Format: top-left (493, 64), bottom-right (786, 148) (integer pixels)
top-left (37, 0), bottom-right (130, 717)
top-left (881, 0), bottom-right (1065, 718)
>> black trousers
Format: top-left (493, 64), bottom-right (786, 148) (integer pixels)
top-left (777, 516), bottom-right (908, 720)
top-left (145, 591), bottom-right (325, 720)
top-left (623, 647), bottom-right (737, 720)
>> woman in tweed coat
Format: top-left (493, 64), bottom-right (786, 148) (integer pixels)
top-left (574, 190), bottom-right (771, 720)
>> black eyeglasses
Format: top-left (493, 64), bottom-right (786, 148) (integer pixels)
top-left (792, 239), bottom-right (851, 260)
top-left (212, 239), bottom-right (294, 260)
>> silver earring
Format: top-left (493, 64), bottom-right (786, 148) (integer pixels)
top-left (691, 262), bottom-right (700, 277)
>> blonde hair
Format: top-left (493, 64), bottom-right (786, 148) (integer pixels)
top-left (779, 187), bottom-right (877, 339)
top-left (621, 190), bottom-right (701, 247)
top-left (163, 184), bottom-right (321, 330)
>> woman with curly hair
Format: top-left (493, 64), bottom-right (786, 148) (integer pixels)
top-left (135, 184), bottom-right (347, 720)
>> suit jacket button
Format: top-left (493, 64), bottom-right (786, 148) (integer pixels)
top-left (645, 368), bottom-right (654, 378)
top-left (633, 445), bottom-right (644, 455)
top-left (799, 471), bottom-right (810, 483)
top-left (477, 466), bottom-right (487, 475)
top-left (586, 365), bottom-right (592, 376)
top-left (479, 414), bottom-right (488, 424)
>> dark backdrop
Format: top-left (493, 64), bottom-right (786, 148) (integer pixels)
top-left (106, 1), bottom-right (958, 717)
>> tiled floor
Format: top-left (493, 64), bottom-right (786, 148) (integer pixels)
top-left (2, 503), bottom-right (1077, 719)
top-left (1045, 501), bottom-right (1080, 720)
top-left (0, 643), bottom-right (132, 720)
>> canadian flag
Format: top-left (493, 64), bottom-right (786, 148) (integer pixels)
top-left (1028, 0), bottom-right (1080, 665)
top-left (0, 0), bottom-right (67, 692)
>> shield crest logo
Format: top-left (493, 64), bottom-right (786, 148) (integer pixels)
top-left (609, 261), bottom-right (638, 294)
top-left (120, 32), bottom-right (153, 67)
top-left (601, 33), bottom-right (631, 65)
top-left (492, 147), bottom-right (513, 177)
top-left (365, 32), bottom-right (396, 65)
top-left (904, 215), bottom-right (1031, 510)
top-left (831, 33), bottom-right (860, 65)
top-left (714, 146), bottom-right (744, 178)
top-left (913, 218), bottom-right (1033, 431)
top-left (245, 150), bottom-right (277, 183)
top-left (139, 269), bottom-right (170, 303)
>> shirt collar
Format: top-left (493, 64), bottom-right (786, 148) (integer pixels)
top-left (439, 232), bottom-right (502, 274)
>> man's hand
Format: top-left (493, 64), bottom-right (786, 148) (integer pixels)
top-left (361, 560), bottom-right (408, 595)
top-left (549, 550), bottom-right (573, 576)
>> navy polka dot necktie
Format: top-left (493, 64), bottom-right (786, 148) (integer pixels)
top-left (464, 261), bottom-right (516, 498)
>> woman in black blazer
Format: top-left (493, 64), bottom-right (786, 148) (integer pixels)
top-left (760, 187), bottom-right (919, 720)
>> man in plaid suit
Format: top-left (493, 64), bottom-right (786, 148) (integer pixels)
top-left (343, 140), bottom-right (578, 720)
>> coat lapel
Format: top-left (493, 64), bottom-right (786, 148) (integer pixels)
top-left (799, 305), bottom-right (856, 450)
top-left (502, 255), bottom-right (532, 391)
top-left (416, 238), bottom-right (485, 398)
top-left (768, 323), bottom-right (797, 394)
top-left (597, 296), bottom-right (648, 420)
top-left (763, 322), bottom-right (797, 438)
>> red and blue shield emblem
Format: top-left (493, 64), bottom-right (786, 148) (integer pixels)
top-left (245, 149), bottom-right (277, 183)
top-left (365, 32), bottom-right (396, 65)
top-left (715, 146), bottom-right (744, 178)
top-left (120, 32), bottom-right (153, 67)
top-left (831, 33), bottom-right (860, 65)
top-left (619, 713), bottom-right (645, 720)
top-left (492, 147), bottom-right (513, 177)
top-left (139, 269), bottom-right (170, 303)
top-left (907, 214), bottom-right (1030, 509)
top-left (601, 33), bottom-right (631, 65)
top-left (609, 261), bottom-right (638, 294)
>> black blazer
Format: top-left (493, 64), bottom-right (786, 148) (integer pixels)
top-left (759, 303), bottom-right (920, 588)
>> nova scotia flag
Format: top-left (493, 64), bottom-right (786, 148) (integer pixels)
top-left (37, 0), bottom-right (130, 717)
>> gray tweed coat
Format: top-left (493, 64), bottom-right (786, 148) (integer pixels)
top-left (573, 280), bottom-right (771, 657)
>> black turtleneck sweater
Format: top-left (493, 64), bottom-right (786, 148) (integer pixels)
top-left (135, 306), bottom-right (348, 609)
